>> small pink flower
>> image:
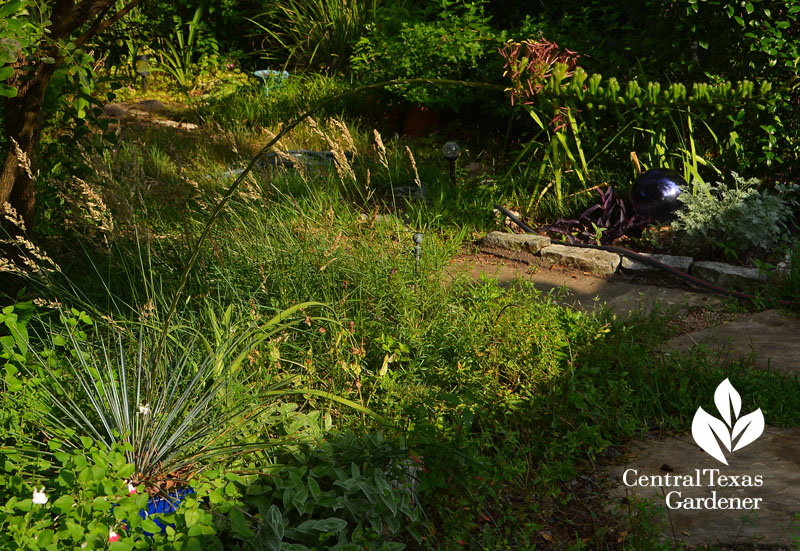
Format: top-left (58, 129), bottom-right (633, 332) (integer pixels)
top-left (108, 528), bottom-right (120, 542)
top-left (127, 483), bottom-right (137, 495)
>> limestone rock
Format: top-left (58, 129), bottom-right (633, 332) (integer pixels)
top-left (481, 231), bottom-right (550, 254)
top-left (540, 243), bottom-right (620, 275)
top-left (103, 103), bottom-right (129, 118)
top-left (151, 119), bottom-right (198, 130)
top-left (620, 253), bottom-right (693, 274)
top-left (690, 261), bottom-right (767, 288)
top-left (135, 99), bottom-right (166, 113)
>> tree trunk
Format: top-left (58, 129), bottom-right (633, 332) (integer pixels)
top-left (0, 0), bottom-right (143, 237)
top-left (0, 64), bottom-right (57, 236)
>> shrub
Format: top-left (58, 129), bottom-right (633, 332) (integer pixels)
top-left (351, 0), bottom-right (504, 110)
top-left (671, 174), bottom-right (800, 254)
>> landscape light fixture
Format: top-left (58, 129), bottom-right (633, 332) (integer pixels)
top-left (442, 141), bottom-right (461, 187)
top-left (135, 55), bottom-right (150, 93)
top-left (413, 232), bottom-right (424, 276)
top-left (253, 69), bottom-right (290, 97)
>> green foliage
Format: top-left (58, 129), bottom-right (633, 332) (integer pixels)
top-left (502, 0), bottom-right (798, 86)
top-left (252, 0), bottom-right (383, 74)
top-left (501, 1), bottom-right (799, 181)
top-left (0, 299), bottom-right (33, 371)
top-left (672, 174), bottom-right (800, 253)
top-left (198, 73), bottom-right (371, 129)
top-left (0, 237), bottom-right (364, 495)
top-left (141, 1), bottom-right (251, 51)
top-left (351, 0), bottom-right (504, 109)
top-left (499, 35), bottom-right (792, 214)
top-left (0, 1), bottom-right (110, 115)
top-left (8, 15), bottom-right (800, 543)
top-left (15, 300), bottom-right (342, 490)
top-left (0, 0), bottom-right (49, 98)
top-left (0, 440), bottom-right (219, 549)
top-left (0, 1), bottom-right (39, 97)
top-left (506, 0), bottom-right (695, 81)
top-left (154, 6), bottom-right (220, 98)
top-left (0, 299), bottom-right (38, 444)
top-left (683, 0), bottom-right (800, 82)
top-left (233, 432), bottom-right (424, 551)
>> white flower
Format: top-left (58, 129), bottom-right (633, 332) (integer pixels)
top-left (127, 482), bottom-right (137, 495)
top-left (32, 487), bottom-right (47, 505)
top-left (138, 404), bottom-right (150, 416)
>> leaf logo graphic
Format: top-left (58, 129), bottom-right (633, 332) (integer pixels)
top-left (691, 379), bottom-right (764, 465)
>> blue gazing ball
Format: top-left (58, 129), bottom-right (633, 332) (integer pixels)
top-left (631, 168), bottom-right (686, 221)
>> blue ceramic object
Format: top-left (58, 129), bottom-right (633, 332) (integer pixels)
top-left (630, 168), bottom-right (686, 221)
top-left (140, 488), bottom-right (195, 536)
top-left (253, 69), bottom-right (289, 97)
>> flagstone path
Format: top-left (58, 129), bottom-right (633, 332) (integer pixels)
top-left (453, 250), bottom-right (723, 316)
top-left (456, 248), bottom-right (800, 549)
top-left (606, 428), bottom-right (800, 549)
top-left (664, 309), bottom-right (800, 374)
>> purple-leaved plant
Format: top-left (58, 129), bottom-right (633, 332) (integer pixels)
top-left (542, 186), bottom-right (647, 245)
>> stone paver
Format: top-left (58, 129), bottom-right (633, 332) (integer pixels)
top-left (664, 309), bottom-right (800, 374)
top-left (606, 428), bottom-right (800, 548)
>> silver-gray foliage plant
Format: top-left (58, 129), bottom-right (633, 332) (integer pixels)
top-left (671, 173), bottom-right (800, 252)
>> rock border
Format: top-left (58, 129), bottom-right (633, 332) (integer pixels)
top-left (480, 231), bottom-right (771, 287)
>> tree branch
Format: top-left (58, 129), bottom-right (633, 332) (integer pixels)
top-left (49, 0), bottom-right (96, 40)
top-left (74, 0), bottom-right (146, 48)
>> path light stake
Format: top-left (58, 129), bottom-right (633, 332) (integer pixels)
top-left (413, 232), bottom-right (424, 277)
top-left (135, 55), bottom-right (150, 93)
top-left (442, 141), bottom-right (461, 187)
